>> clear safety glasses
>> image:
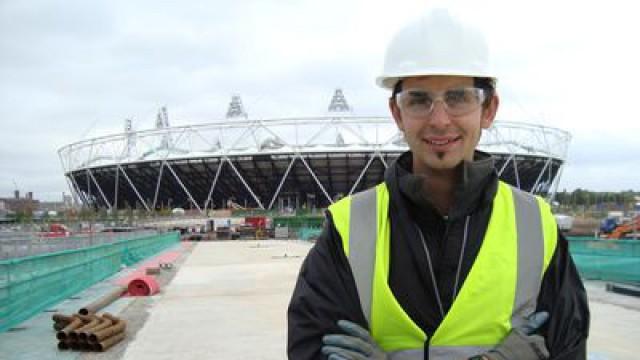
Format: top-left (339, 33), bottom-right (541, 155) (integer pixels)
top-left (396, 87), bottom-right (487, 117)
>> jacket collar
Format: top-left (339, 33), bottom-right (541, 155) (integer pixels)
top-left (385, 150), bottom-right (498, 220)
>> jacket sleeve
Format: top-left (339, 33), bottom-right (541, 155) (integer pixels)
top-left (536, 230), bottom-right (590, 360)
top-left (287, 212), bottom-right (367, 360)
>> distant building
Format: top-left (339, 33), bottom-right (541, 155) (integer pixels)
top-left (38, 193), bottom-right (75, 213)
top-left (0, 191), bottom-right (40, 214)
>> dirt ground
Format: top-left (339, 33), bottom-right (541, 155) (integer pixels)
top-left (568, 216), bottom-right (601, 236)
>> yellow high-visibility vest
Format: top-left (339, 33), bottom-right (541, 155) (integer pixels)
top-left (328, 181), bottom-right (557, 359)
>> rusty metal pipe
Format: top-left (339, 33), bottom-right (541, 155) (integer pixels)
top-left (95, 331), bottom-right (126, 352)
top-left (52, 313), bottom-right (74, 323)
top-left (56, 317), bottom-right (83, 341)
top-left (78, 286), bottom-right (126, 315)
top-left (88, 320), bottom-right (126, 344)
top-left (79, 317), bottom-right (113, 341)
top-left (88, 319), bottom-right (126, 344)
top-left (101, 313), bottom-right (120, 322)
top-left (69, 340), bottom-right (83, 351)
top-left (53, 313), bottom-right (73, 330)
top-left (57, 341), bottom-right (69, 350)
top-left (69, 315), bottom-right (100, 341)
top-left (74, 313), bottom-right (97, 322)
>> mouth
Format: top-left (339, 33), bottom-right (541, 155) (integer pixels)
top-left (424, 136), bottom-right (462, 148)
top-left (425, 137), bottom-right (460, 146)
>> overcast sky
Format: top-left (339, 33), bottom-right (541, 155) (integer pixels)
top-left (1, 0), bottom-right (638, 201)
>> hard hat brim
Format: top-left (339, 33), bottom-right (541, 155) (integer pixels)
top-left (376, 71), bottom-right (497, 90)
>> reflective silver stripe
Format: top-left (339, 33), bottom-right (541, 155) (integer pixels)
top-left (429, 345), bottom-right (491, 359)
top-left (388, 349), bottom-right (423, 359)
top-left (510, 186), bottom-right (544, 329)
top-left (348, 187), bottom-right (378, 324)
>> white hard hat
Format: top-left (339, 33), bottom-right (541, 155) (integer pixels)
top-left (376, 7), bottom-right (495, 90)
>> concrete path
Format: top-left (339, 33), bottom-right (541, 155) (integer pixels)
top-left (585, 282), bottom-right (640, 360)
top-left (122, 240), bottom-right (310, 360)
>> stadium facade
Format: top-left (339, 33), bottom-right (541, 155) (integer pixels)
top-left (58, 90), bottom-right (571, 212)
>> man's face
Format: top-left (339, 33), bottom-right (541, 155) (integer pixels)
top-left (390, 75), bottom-right (498, 174)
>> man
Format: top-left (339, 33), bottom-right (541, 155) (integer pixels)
top-left (288, 7), bottom-right (589, 360)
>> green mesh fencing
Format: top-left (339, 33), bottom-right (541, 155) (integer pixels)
top-left (272, 215), bottom-right (324, 229)
top-left (298, 227), bottom-right (323, 241)
top-left (568, 237), bottom-right (640, 284)
top-left (0, 232), bottom-right (179, 333)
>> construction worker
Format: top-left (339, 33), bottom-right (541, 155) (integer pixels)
top-left (287, 7), bottom-right (589, 360)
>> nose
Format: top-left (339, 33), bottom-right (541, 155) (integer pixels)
top-left (428, 100), bottom-right (452, 128)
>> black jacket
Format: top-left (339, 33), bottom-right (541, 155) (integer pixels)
top-left (288, 151), bottom-right (589, 360)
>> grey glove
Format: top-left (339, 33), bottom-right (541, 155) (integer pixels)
top-left (517, 311), bottom-right (549, 336)
top-left (480, 311), bottom-right (550, 360)
top-left (322, 320), bottom-right (388, 360)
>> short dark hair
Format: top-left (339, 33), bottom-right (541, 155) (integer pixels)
top-left (473, 77), bottom-right (496, 107)
top-left (391, 80), bottom-right (403, 99)
top-left (391, 77), bottom-right (496, 107)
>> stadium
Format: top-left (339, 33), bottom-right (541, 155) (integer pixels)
top-left (57, 90), bottom-right (571, 212)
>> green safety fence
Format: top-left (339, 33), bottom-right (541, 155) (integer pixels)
top-left (0, 231), bottom-right (179, 333)
top-left (568, 237), bottom-right (640, 284)
top-left (273, 215), bottom-right (324, 229)
top-left (298, 227), bottom-right (323, 241)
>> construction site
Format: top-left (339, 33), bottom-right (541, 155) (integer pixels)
top-left (1, 92), bottom-right (639, 360)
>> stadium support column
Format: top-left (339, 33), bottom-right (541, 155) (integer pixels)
top-left (114, 166), bottom-right (119, 210)
top-left (226, 158), bottom-right (265, 210)
top-left (548, 163), bottom-right (565, 202)
top-left (268, 157), bottom-right (297, 210)
top-left (298, 155), bottom-right (333, 205)
top-left (87, 170), bottom-right (91, 207)
top-left (152, 163), bottom-right (165, 210)
top-left (530, 157), bottom-right (552, 193)
top-left (65, 176), bottom-right (79, 207)
top-left (378, 153), bottom-right (388, 168)
top-left (68, 175), bottom-right (88, 208)
top-left (58, 148), bottom-right (83, 208)
top-left (164, 161), bottom-right (203, 214)
top-left (498, 154), bottom-right (514, 176)
top-left (87, 168), bottom-right (112, 211)
top-left (349, 154), bottom-right (376, 195)
top-left (203, 160), bottom-right (225, 211)
top-left (117, 164), bottom-right (151, 212)
top-left (512, 155), bottom-right (521, 189)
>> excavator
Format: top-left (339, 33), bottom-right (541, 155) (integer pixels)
top-left (601, 215), bottom-right (640, 239)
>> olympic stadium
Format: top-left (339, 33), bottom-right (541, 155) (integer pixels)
top-left (57, 90), bottom-right (571, 212)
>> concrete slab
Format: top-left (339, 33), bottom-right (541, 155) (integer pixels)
top-left (585, 282), bottom-right (640, 360)
top-left (121, 240), bottom-right (310, 360)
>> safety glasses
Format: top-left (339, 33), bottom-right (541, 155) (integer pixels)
top-left (396, 87), bottom-right (487, 117)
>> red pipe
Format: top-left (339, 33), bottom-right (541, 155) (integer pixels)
top-left (127, 275), bottom-right (160, 296)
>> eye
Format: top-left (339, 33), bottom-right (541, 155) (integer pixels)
top-left (406, 92), bottom-right (432, 106)
top-left (444, 89), bottom-right (468, 105)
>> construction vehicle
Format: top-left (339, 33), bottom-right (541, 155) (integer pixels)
top-left (601, 215), bottom-right (640, 239)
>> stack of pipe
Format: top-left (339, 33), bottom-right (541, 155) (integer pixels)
top-left (53, 313), bottom-right (126, 352)
top-left (53, 285), bottom-right (128, 352)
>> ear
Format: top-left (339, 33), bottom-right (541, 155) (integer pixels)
top-left (481, 94), bottom-right (499, 129)
top-left (389, 97), bottom-right (404, 131)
